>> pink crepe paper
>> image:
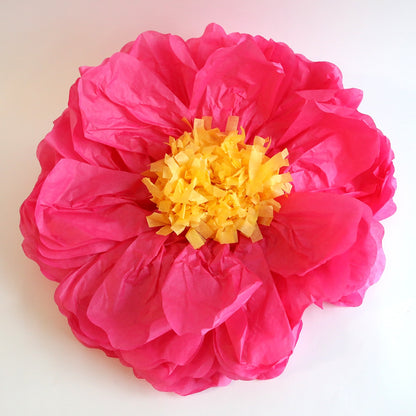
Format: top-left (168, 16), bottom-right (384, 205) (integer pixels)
top-left (20, 23), bottom-right (396, 395)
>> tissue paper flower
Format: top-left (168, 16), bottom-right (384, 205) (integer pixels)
top-left (20, 23), bottom-right (396, 395)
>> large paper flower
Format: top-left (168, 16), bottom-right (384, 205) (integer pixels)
top-left (20, 24), bottom-right (396, 395)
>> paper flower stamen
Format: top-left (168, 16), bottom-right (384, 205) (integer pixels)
top-left (142, 116), bottom-right (292, 249)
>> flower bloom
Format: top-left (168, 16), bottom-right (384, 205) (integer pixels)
top-left (20, 23), bottom-right (396, 395)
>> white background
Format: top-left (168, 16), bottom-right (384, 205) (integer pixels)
top-left (1, 1), bottom-right (415, 415)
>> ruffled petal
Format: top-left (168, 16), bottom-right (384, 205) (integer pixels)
top-left (256, 86), bottom-right (395, 217)
top-left (259, 92), bottom-right (377, 184)
top-left (124, 332), bottom-right (230, 395)
top-left (256, 35), bottom-right (344, 92)
top-left (76, 30), bottom-right (198, 173)
top-left (253, 35), bottom-right (347, 116)
top-left (274, 200), bottom-right (383, 326)
top-left (86, 234), bottom-right (175, 350)
top-left (20, 111), bottom-right (86, 281)
top-left (68, 81), bottom-right (142, 172)
top-left (335, 218), bottom-right (385, 306)
top-left (189, 37), bottom-right (285, 135)
top-left (35, 159), bottom-right (149, 255)
top-left (119, 331), bottom-right (202, 371)
top-left (263, 192), bottom-right (366, 277)
top-left (186, 23), bottom-right (248, 69)
top-left (21, 182), bottom-right (81, 282)
top-left (349, 130), bottom-right (396, 220)
top-left (77, 52), bottom-right (191, 154)
top-left (55, 240), bottom-right (133, 353)
top-left (122, 30), bottom-right (198, 107)
top-left (25, 158), bottom-right (150, 284)
top-left (290, 107), bottom-right (375, 180)
top-left (36, 109), bottom-right (80, 172)
top-left (161, 242), bottom-right (262, 336)
top-left (251, 40), bottom-right (395, 217)
top-left (214, 241), bottom-right (298, 380)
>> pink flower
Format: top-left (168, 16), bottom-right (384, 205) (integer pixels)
top-left (20, 23), bottom-right (396, 395)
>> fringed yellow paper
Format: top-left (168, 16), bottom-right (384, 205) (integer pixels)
top-left (142, 117), bottom-right (292, 249)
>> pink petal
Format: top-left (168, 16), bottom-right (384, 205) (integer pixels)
top-left (86, 234), bottom-right (175, 350)
top-left (68, 82), bottom-right (144, 172)
top-left (77, 52), bottom-right (191, 155)
top-left (119, 331), bottom-right (203, 370)
top-left (257, 88), bottom-right (395, 217)
top-left (122, 30), bottom-right (198, 106)
top-left (126, 332), bottom-right (230, 395)
top-left (335, 220), bottom-right (385, 306)
top-left (55, 240), bottom-right (134, 353)
top-left (70, 32), bottom-right (198, 173)
top-left (189, 37), bottom-right (285, 135)
top-left (186, 23), bottom-right (247, 69)
top-left (251, 42), bottom-right (395, 218)
top-left (264, 192), bottom-right (366, 277)
top-left (273, 198), bottom-right (383, 325)
top-left (20, 139), bottom-right (150, 282)
top-left (161, 243), bottom-right (262, 336)
top-left (350, 130), bottom-right (397, 220)
top-left (254, 35), bottom-right (346, 107)
top-left (20, 111), bottom-right (86, 281)
top-left (261, 42), bottom-right (344, 91)
top-left (35, 159), bottom-right (149, 258)
top-left (289, 107), bottom-right (380, 192)
top-left (214, 242), bottom-right (297, 380)
top-left (37, 109), bottom-right (80, 172)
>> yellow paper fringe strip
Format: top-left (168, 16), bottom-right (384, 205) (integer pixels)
top-left (142, 117), bottom-right (292, 249)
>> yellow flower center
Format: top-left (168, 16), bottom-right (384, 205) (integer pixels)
top-left (142, 116), bottom-right (292, 249)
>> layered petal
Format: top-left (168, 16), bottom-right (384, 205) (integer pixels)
top-left (20, 111), bottom-right (83, 281)
top-left (263, 192), bottom-right (367, 277)
top-left (55, 240), bottom-right (133, 354)
top-left (256, 85), bottom-right (395, 217)
top-left (214, 241), bottom-right (299, 380)
top-left (77, 52), bottom-right (191, 156)
top-left (86, 234), bottom-right (174, 350)
top-left (35, 159), bottom-right (149, 255)
top-left (36, 109), bottom-right (80, 173)
top-left (187, 23), bottom-right (248, 69)
top-left (349, 130), bottom-right (396, 220)
top-left (272, 196), bottom-right (384, 326)
top-left (24, 159), bottom-right (150, 281)
top-left (68, 81), bottom-right (142, 172)
top-left (161, 242), bottom-right (262, 336)
top-left (251, 37), bottom-right (396, 217)
top-left (335, 217), bottom-right (385, 306)
top-left (122, 30), bottom-right (198, 107)
top-left (256, 36), bottom-right (344, 92)
top-left (123, 332), bottom-right (230, 395)
top-left (189, 37), bottom-right (285, 135)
